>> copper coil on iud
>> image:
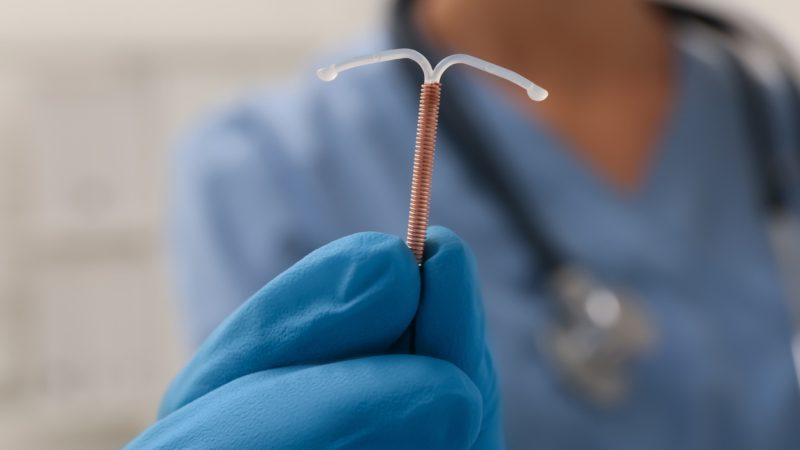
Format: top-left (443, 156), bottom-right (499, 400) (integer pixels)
top-left (406, 82), bottom-right (442, 264)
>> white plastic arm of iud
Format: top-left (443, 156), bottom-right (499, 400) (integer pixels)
top-left (317, 48), bottom-right (548, 102)
top-left (316, 48), bottom-right (435, 83)
top-left (432, 54), bottom-right (549, 101)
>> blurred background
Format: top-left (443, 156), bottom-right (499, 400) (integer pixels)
top-left (0, 1), bottom-right (797, 449)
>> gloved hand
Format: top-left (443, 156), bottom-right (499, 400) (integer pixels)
top-left (126, 226), bottom-right (503, 449)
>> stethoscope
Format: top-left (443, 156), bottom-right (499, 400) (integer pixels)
top-left (389, 0), bottom-right (800, 404)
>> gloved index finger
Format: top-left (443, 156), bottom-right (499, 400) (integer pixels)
top-left (160, 232), bottom-right (420, 418)
top-left (413, 226), bottom-right (504, 448)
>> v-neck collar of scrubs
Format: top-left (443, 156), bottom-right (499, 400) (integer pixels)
top-left (468, 43), bottom-right (692, 206)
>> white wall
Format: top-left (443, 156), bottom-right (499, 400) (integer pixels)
top-left (702, 0), bottom-right (800, 54)
top-left (0, 1), bottom-right (795, 449)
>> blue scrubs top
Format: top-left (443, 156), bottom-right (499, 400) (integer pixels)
top-left (171, 25), bottom-right (800, 449)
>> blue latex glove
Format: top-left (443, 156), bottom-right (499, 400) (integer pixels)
top-left (126, 226), bottom-right (503, 449)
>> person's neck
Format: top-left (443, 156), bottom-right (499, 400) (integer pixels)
top-left (414, 0), bottom-right (672, 98)
top-left (414, 0), bottom-right (676, 194)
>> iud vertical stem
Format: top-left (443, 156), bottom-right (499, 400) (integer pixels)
top-left (405, 82), bottom-right (442, 264)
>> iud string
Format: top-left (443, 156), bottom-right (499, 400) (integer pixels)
top-left (318, 49), bottom-right (548, 264)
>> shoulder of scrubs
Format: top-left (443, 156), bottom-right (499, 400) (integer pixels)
top-left (171, 30), bottom-right (417, 345)
top-left (677, 22), bottom-right (800, 203)
top-left (765, 69), bottom-right (800, 206)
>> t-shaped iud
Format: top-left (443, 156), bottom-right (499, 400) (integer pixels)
top-left (318, 49), bottom-right (548, 264)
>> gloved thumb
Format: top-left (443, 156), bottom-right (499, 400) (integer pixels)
top-left (413, 226), bottom-right (505, 449)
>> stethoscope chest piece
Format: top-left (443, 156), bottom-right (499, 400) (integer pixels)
top-left (542, 266), bottom-right (655, 405)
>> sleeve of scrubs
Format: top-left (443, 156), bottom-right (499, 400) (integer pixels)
top-left (171, 103), bottom-right (309, 345)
